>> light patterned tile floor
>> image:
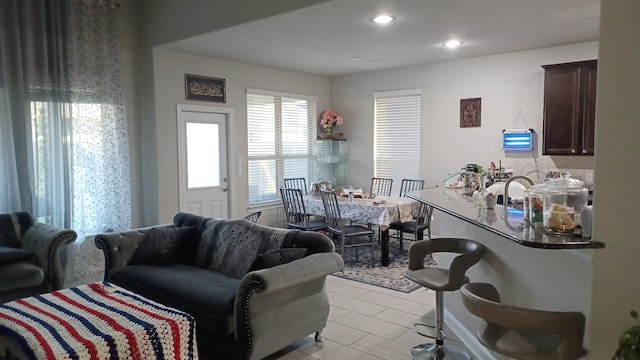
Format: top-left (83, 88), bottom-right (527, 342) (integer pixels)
top-left (264, 275), bottom-right (476, 360)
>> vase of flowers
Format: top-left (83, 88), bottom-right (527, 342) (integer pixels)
top-left (319, 109), bottom-right (344, 139)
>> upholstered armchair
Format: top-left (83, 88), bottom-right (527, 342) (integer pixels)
top-left (0, 212), bottom-right (77, 303)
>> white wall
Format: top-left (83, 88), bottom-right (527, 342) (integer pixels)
top-left (151, 48), bottom-right (330, 225)
top-left (590, 0), bottom-right (640, 357)
top-left (330, 42), bottom-right (598, 189)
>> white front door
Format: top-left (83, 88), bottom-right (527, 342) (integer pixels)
top-left (177, 105), bottom-right (230, 218)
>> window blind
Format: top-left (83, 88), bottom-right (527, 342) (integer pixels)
top-left (247, 89), bottom-right (316, 205)
top-left (373, 89), bottom-right (422, 196)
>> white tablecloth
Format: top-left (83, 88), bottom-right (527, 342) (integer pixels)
top-left (303, 195), bottom-right (419, 229)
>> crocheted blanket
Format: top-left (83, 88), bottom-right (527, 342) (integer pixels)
top-left (0, 282), bottom-right (198, 360)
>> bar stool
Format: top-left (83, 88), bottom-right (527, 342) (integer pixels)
top-left (404, 238), bottom-right (485, 360)
top-left (460, 282), bottom-right (587, 360)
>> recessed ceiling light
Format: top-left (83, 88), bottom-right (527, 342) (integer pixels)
top-left (351, 57), bottom-right (361, 61)
top-left (372, 15), bottom-right (395, 24)
top-left (443, 40), bottom-right (462, 48)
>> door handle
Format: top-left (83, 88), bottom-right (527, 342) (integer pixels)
top-left (222, 187), bottom-right (228, 192)
top-left (223, 177), bottom-right (227, 182)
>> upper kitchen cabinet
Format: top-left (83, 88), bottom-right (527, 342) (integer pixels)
top-left (542, 60), bottom-right (597, 156)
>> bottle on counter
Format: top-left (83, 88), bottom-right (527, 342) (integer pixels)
top-left (348, 185), bottom-right (354, 204)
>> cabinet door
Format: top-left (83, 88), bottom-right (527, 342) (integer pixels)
top-left (542, 65), bottom-right (582, 155)
top-left (580, 62), bottom-right (597, 155)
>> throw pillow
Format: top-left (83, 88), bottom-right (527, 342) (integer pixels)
top-left (0, 246), bottom-right (34, 265)
top-left (249, 248), bottom-right (307, 272)
top-left (128, 226), bottom-right (197, 266)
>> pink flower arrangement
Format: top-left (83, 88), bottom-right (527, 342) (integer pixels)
top-left (320, 109), bottom-right (343, 132)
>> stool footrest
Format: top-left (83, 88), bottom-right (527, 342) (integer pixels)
top-left (412, 323), bottom-right (446, 340)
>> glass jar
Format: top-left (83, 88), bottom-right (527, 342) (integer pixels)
top-left (529, 183), bottom-right (545, 227)
top-left (543, 172), bottom-right (588, 234)
top-left (523, 188), bottom-right (531, 224)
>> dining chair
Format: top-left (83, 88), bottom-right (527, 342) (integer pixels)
top-left (399, 178), bottom-right (425, 197)
top-left (243, 211), bottom-right (262, 223)
top-left (284, 177), bottom-right (308, 194)
top-left (280, 188), bottom-right (328, 231)
top-left (390, 201), bottom-right (434, 251)
top-left (319, 189), bottom-right (375, 267)
top-left (370, 177), bottom-right (393, 196)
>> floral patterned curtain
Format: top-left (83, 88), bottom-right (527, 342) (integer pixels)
top-left (0, 0), bottom-right (131, 278)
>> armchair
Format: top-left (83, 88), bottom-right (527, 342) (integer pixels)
top-left (0, 212), bottom-right (77, 303)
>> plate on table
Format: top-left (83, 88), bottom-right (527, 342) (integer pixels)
top-left (445, 184), bottom-right (463, 189)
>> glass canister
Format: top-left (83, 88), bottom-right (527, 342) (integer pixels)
top-left (543, 172), bottom-right (588, 234)
top-left (529, 183), bottom-right (545, 227)
top-left (523, 188), bottom-right (531, 223)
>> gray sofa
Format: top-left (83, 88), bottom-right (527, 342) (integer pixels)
top-left (95, 212), bottom-right (344, 360)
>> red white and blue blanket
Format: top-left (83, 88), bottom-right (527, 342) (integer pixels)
top-left (0, 282), bottom-right (198, 360)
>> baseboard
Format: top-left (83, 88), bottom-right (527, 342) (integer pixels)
top-left (444, 309), bottom-right (497, 360)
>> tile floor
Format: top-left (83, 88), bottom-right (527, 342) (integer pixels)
top-left (264, 275), bottom-right (476, 360)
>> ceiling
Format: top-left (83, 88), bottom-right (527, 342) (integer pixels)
top-left (161, 0), bottom-right (600, 77)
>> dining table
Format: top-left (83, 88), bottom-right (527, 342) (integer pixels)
top-left (303, 193), bottom-right (421, 266)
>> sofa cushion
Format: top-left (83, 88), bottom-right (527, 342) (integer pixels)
top-left (249, 248), bottom-right (307, 271)
top-left (0, 261), bottom-right (44, 292)
top-left (0, 212), bottom-right (34, 248)
top-left (197, 219), bottom-right (292, 279)
top-left (0, 246), bottom-right (34, 265)
top-left (109, 264), bottom-right (239, 336)
top-left (128, 226), bottom-right (198, 266)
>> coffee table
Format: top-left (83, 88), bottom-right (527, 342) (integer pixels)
top-left (0, 282), bottom-right (198, 360)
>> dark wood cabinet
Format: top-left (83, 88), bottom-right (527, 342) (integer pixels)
top-left (542, 60), bottom-right (597, 156)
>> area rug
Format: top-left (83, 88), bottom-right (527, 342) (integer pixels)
top-left (332, 235), bottom-right (438, 293)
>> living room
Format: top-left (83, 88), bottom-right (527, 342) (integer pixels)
top-left (2, 1), bottom-right (639, 359)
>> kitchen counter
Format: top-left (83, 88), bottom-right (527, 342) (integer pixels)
top-left (406, 186), bottom-right (604, 249)
top-left (405, 185), bottom-right (599, 359)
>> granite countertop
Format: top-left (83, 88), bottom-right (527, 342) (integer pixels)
top-left (407, 186), bottom-right (605, 249)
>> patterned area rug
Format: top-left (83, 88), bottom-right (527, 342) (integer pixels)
top-left (332, 235), bottom-right (437, 293)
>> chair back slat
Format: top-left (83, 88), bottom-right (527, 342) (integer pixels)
top-left (280, 188), bottom-right (308, 226)
top-left (370, 177), bottom-right (393, 196)
top-left (319, 190), bottom-right (343, 233)
top-left (399, 179), bottom-right (425, 197)
top-left (284, 177), bottom-right (308, 194)
top-left (415, 201), bottom-right (434, 228)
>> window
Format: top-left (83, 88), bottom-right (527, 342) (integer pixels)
top-left (247, 89), bottom-right (317, 205)
top-left (373, 89), bottom-right (422, 195)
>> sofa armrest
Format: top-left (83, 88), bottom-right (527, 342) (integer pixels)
top-left (20, 223), bottom-right (77, 290)
top-left (94, 224), bottom-right (173, 281)
top-left (234, 252), bottom-right (344, 360)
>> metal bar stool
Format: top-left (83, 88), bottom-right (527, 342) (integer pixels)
top-left (404, 238), bottom-right (485, 360)
top-left (460, 282), bottom-right (587, 360)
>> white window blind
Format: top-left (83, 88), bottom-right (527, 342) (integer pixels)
top-left (373, 89), bottom-right (422, 195)
top-left (247, 89), bottom-right (316, 205)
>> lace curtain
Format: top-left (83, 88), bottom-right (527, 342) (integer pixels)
top-left (0, 0), bottom-right (131, 278)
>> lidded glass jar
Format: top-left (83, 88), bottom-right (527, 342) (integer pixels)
top-left (543, 172), bottom-right (588, 234)
top-left (523, 189), bottom-right (532, 224)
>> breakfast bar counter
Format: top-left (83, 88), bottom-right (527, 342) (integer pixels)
top-left (406, 186), bottom-right (604, 249)
top-left (405, 186), bottom-right (599, 359)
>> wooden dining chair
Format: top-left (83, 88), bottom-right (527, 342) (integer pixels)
top-left (399, 179), bottom-right (425, 197)
top-left (280, 188), bottom-right (327, 231)
top-left (284, 177), bottom-right (308, 194)
top-left (319, 189), bottom-right (375, 267)
top-left (370, 177), bottom-right (393, 196)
